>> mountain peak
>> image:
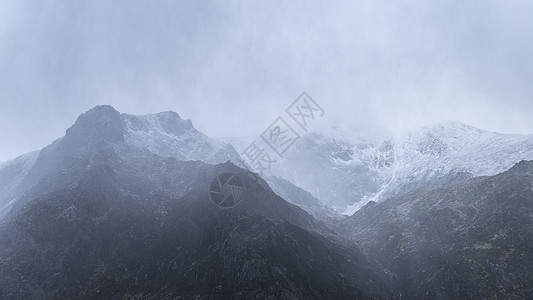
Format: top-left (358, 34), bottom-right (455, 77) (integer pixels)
top-left (79, 105), bottom-right (122, 123)
top-left (120, 109), bottom-right (240, 164)
top-left (64, 105), bottom-right (125, 147)
top-left (87, 104), bottom-right (120, 115)
top-left (422, 120), bottom-right (485, 134)
top-left (137, 110), bottom-right (195, 135)
top-left (154, 110), bottom-right (182, 118)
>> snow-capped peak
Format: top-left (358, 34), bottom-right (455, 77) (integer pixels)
top-left (59, 105), bottom-right (240, 164)
top-left (262, 121), bottom-right (533, 214)
top-left (0, 106), bottom-right (241, 221)
top-left (122, 111), bottom-right (239, 164)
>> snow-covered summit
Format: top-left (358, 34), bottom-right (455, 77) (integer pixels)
top-left (122, 110), bottom-right (239, 164)
top-left (0, 105), bottom-right (241, 220)
top-left (263, 121), bottom-right (533, 214)
top-left (57, 105), bottom-right (240, 164)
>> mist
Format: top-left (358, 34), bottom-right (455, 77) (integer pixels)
top-left (1, 0), bottom-right (532, 162)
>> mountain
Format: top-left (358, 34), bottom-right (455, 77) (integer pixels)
top-left (338, 160), bottom-right (533, 299)
top-left (122, 110), bottom-right (239, 164)
top-left (262, 121), bottom-right (533, 214)
top-left (0, 151), bottom-right (39, 219)
top-left (0, 106), bottom-right (395, 299)
top-left (0, 105), bottom-right (240, 220)
top-left (265, 176), bottom-right (344, 229)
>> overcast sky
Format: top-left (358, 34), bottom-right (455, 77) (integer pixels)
top-left (1, 0), bottom-right (532, 161)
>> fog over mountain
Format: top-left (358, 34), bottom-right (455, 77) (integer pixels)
top-left (1, 0), bottom-right (533, 162)
top-left (1, 1), bottom-right (532, 299)
top-left (260, 121), bottom-right (533, 214)
top-left (1, 105), bottom-right (532, 298)
top-left (339, 160), bottom-right (533, 299)
top-left (0, 106), bottom-right (397, 299)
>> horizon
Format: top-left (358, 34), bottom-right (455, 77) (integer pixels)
top-left (1, 1), bottom-right (533, 161)
top-left (1, 103), bottom-right (531, 163)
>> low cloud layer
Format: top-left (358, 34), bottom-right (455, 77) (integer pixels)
top-left (1, 0), bottom-right (532, 161)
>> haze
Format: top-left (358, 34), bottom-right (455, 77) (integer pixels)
top-left (1, 0), bottom-right (532, 162)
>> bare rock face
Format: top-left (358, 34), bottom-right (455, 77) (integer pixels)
top-left (0, 105), bottom-right (240, 220)
top-left (339, 160), bottom-right (533, 299)
top-left (0, 106), bottom-right (395, 299)
top-left (64, 105), bottom-right (126, 148)
top-left (265, 175), bottom-right (345, 229)
top-left (4, 105), bottom-right (532, 299)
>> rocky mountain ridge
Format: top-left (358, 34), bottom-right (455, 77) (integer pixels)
top-left (259, 121), bottom-right (533, 214)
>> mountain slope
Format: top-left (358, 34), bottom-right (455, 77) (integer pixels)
top-left (0, 106), bottom-right (240, 221)
top-left (264, 122), bottom-right (533, 213)
top-left (0, 105), bottom-right (396, 299)
top-left (265, 176), bottom-right (344, 230)
top-left (338, 160), bottom-right (533, 299)
top-left (123, 110), bottom-right (239, 164)
top-left (0, 151), bottom-right (39, 219)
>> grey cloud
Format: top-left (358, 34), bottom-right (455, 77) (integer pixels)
top-left (1, 0), bottom-right (532, 161)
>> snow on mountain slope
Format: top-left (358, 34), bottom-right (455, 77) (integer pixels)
top-left (396, 121), bottom-right (533, 177)
top-left (265, 175), bottom-right (344, 226)
top-left (258, 121), bottom-right (533, 214)
top-left (122, 111), bottom-right (240, 164)
top-left (0, 106), bottom-right (240, 220)
top-left (0, 151), bottom-right (39, 219)
top-left (337, 160), bottom-right (533, 299)
top-left (0, 106), bottom-right (396, 299)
